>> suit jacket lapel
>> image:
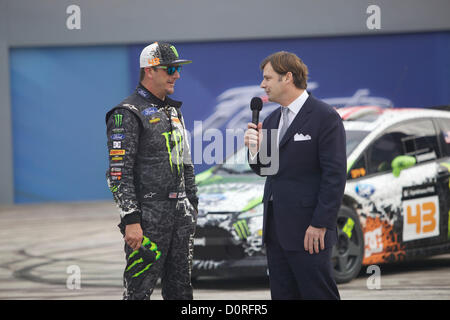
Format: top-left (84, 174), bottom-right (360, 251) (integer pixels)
top-left (279, 95), bottom-right (314, 149)
top-left (259, 109), bottom-right (281, 159)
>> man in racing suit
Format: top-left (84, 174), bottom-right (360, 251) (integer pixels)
top-left (105, 42), bottom-right (198, 300)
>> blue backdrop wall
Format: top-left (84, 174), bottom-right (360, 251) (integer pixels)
top-left (9, 32), bottom-right (450, 203)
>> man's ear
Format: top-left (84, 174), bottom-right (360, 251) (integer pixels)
top-left (285, 71), bottom-right (293, 83)
top-left (145, 67), bottom-right (154, 79)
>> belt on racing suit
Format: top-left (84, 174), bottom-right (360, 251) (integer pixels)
top-left (141, 190), bottom-right (187, 201)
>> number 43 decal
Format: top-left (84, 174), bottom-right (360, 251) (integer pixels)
top-left (402, 195), bottom-right (440, 242)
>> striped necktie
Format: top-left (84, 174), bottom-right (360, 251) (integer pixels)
top-left (278, 107), bottom-right (290, 144)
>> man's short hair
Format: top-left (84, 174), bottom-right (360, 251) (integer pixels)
top-left (260, 51), bottom-right (309, 89)
top-left (139, 68), bottom-right (145, 82)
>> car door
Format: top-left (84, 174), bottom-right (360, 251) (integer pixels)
top-left (392, 119), bottom-right (447, 250)
top-left (434, 117), bottom-right (450, 244)
top-left (347, 118), bottom-right (444, 264)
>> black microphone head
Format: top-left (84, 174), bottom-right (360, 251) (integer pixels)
top-left (250, 97), bottom-right (263, 111)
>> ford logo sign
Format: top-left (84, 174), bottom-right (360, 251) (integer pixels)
top-left (355, 183), bottom-right (375, 198)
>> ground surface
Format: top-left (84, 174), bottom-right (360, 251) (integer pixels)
top-left (1, 202), bottom-right (449, 300)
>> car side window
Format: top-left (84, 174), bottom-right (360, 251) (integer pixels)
top-left (367, 132), bottom-right (404, 174)
top-left (396, 119), bottom-right (440, 161)
top-left (348, 155), bottom-right (367, 180)
top-left (436, 118), bottom-right (450, 157)
top-left (367, 119), bottom-right (439, 175)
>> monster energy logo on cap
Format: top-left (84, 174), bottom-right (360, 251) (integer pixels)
top-left (170, 45), bottom-right (179, 58)
top-left (114, 114), bottom-right (123, 127)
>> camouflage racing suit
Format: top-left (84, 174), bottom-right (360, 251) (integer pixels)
top-left (105, 84), bottom-right (198, 300)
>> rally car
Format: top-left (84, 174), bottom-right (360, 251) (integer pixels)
top-left (192, 106), bottom-right (450, 283)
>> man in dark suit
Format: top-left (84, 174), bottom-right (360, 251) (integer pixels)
top-left (244, 51), bottom-right (346, 300)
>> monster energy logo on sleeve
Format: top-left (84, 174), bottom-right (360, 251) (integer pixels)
top-left (161, 130), bottom-right (184, 175)
top-left (233, 220), bottom-right (251, 240)
top-left (114, 114), bottom-right (123, 127)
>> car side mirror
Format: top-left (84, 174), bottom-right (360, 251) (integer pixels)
top-left (391, 155), bottom-right (416, 177)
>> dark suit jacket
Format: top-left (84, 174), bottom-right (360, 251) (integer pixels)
top-left (249, 94), bottom-right (347, 251)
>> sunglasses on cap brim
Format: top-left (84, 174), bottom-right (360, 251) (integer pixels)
top-left (153, 65), bottom-right (182, 75)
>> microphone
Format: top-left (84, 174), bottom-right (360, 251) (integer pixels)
top-left (250, 97), bottom-right (263, 125)
top-left (249, 97), bottom-right (263, 149)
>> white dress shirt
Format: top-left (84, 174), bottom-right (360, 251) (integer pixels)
top-left (277, 90), bottom-right (309, 145)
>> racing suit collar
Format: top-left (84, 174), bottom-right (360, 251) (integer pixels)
top-left (136, 83), bottom-right (182, 108)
